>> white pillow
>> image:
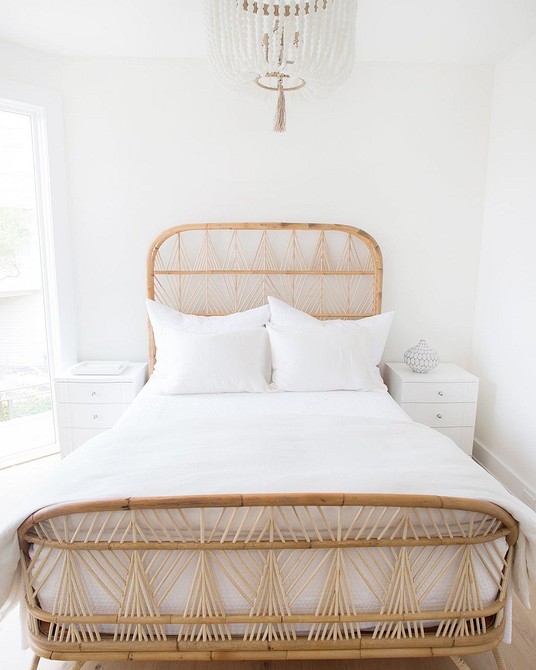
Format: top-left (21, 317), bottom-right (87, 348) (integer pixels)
top-left (165, 327), bottom-right (271, 394)
top-left (147, 299), bottom-right (271, 371)
top-left (268, 296), bottom-right (393, 389)
top-left (267, 324), bottom-right (376, 392)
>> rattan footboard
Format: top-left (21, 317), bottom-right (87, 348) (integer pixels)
top-left (18, 493), bottom-right (517, 665)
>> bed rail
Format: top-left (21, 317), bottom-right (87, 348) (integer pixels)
top-left (19, 493), bottom-right (516, 665)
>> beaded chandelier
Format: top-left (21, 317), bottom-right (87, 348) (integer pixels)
top-left (205, 1), bottom-right (358, 132)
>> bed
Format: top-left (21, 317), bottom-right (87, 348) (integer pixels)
top-left (9, 223), bottom-right (536, 670)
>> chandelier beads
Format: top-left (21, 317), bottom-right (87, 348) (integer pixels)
top-left (205, 0), bottom-right (358, 131)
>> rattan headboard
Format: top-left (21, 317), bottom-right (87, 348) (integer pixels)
top-left (147, 223), bottom-right (383, 373)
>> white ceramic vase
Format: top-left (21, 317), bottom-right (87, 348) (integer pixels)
top-left (403, 339), bottom-right (438, 373)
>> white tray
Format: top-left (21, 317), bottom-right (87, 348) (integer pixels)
top-left (71, 361), bottom-right (129, 376)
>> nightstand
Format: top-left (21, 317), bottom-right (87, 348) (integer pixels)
top-left (384, 362), bottom-right (478, 455)
top-left (55, 362), bottom-right (147, 457)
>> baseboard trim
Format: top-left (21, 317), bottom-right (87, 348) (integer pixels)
top-left (473, 439), bottom-right (536, 502)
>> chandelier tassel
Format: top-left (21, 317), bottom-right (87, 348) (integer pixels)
top-left (274, 78), bottom-right (286, 133)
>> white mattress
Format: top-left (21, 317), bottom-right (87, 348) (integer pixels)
top-left (2, 381), bottom-right (536, 641)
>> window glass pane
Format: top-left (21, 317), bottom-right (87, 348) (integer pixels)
top-left (0, 109), bottom-right (56, 466)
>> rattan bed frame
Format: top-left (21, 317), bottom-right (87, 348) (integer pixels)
top-left (21, 223), bottom-right (514, 670)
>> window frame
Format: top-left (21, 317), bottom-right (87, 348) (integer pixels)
top-left (0, 81), bottom-right (75, 463)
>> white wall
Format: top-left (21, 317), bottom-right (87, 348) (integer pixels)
top-left (0, 39), bottom-right (62, 89)
top-left (60, 58), bottom-right (493, 365)
top-left (472, 33), bottom-right (536, 494)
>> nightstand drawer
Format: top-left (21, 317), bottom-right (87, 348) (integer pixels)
top-left (57, 403), bottom-right (128, 429)
top-left (385, 363), bottom-right (478, 456)
top-left (55, 362), bottom-right (147, 457)
top-left (397, 382), bottom-right (478, 403)
top-left (400, 402), bottom-right (477, 427)
top-left (56, 381), bottom-right (130, 404)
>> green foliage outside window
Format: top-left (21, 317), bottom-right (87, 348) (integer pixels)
top-left (0, 207), bottom-right (31, 281)
top-left (0, 394), bottom-right (52, 421)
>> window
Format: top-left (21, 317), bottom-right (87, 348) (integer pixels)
top-left (0, 101), bottom-right (61, 467)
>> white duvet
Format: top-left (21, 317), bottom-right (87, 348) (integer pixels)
top-left (1, 380), bottom-right (535, 625)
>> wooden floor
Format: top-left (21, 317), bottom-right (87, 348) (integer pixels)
top-left (1, 458), bottom-right (535, 670)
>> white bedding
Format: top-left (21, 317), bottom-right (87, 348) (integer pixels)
top-left (1, 380), bottom-right (535, 630)
top-left (118, 375), bottom-right (412, 424)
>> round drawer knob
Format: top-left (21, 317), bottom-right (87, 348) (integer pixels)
top-left (93, 414), bottom-right (98, 420)
top-left (437, 413), bottom-right (443, 419)
top-left (438, 391), bottom-right (444, 396)
top-left (91, 391), bottom-right (97, 397)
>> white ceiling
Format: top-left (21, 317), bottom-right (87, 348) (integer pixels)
top-left (1, 0), bottom-right (536, 63)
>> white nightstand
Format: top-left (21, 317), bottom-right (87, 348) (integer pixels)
top-left (384, 362), bottom-right (478, 455)
top-left (55, 362), bottom-right (147, 457)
